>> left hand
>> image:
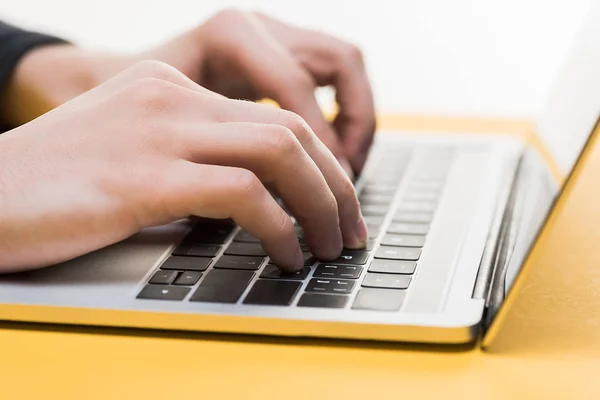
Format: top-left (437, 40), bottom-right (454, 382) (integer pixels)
top-left (1, 9), bottom-right (376, 175)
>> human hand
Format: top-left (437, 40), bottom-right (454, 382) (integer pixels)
top-left (0, 61), bottom-right (367, 273)
top-left (1, 10), bottom-right (375, 176)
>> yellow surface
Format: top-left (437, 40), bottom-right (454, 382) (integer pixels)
top-left (2, 114), bottom-right (600, 399)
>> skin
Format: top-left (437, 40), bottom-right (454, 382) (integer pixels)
top-left (0, 10), bottom-right (376, 273)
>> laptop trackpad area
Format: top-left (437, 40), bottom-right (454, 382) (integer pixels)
top-left (0, 221), bottom-right (189, 307)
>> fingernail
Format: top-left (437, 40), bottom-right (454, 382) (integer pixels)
top-left (337, 157), bottom-right (355, 180)
top-left (294, 245), bottom-right (305, 271)
top-left (347, 215), bottom-right (369, 249)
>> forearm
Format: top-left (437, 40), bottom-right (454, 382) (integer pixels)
top-left (0, 45), bottom-right (135, 126)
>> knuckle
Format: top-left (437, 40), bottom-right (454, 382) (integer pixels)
top-left (128, 60), bottom-right (181, 82)
top-left (278, 110), bottom-right (313, 139)
top-left (124, 77), bottom-right (176, 113)
top-left (259, 124), bottom-right (303, 160)
top-left (339, 176), bottom-right (358, 207)
top-left (341, 44), bottom-right (364, 64)
top-left (230, 169), bottom-right (262, 198)
top-left (211, 7), bottom-right (246, 23)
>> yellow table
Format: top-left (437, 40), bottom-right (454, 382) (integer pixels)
top-left (3, 115), bottom-right (600, 399)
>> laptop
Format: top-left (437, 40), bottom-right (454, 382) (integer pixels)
top-left (1, 4), bottom-right (599, 346)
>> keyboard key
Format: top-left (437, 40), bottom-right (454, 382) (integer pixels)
top-left (148, 270), bottom-right (178, 285)
top-left (362, 273), bottom-right (411, 289)
top-left (360, 204), bottom-right (389, 216)
top-left (160, 256), bottom-right (212, 272)
top-left (314, 264), bottom-right (363, 279)
top-left (214, 255), bottom-right (264, 270)
top-left (243, 280), bottom-right (301, 306)
top-left (375, 246), bottom-right (421, 261)
top-left (359, 194), bottom-right (393, 205)
top-left (297, 293), bottom-right (348, 309)
top-left (393, 212), bottom-right (432, 223)
top-left (233, 230), bottom-right (260, 243)
top-left (137, 285), bottom-right (190, 301)
top-left (260, 264), bottom-right (310, 280)
top-left (190, 270), bottom-right (254, 303)
top-left (360, 185), bottom-right (397, 195)
top-left (225, 242), bottom-right (267, 257)
top-left (397, 201), bottom-right (437, 213)
top-left (387, 222), bottom-right (429, 235)
top-left (402, 192), bottom-right (439, 202)
top-left (185, 226), bottom-right (232, 244)
top-left (363, 215), bottom-right (385, 225)
top-left (173, 271), bottom-right (202, 286)
top-left (329, 250), bottom-right (370, 265)
top-left (306, 278), bottom-right (355, 294)
top-left (352, 288), bottom-right (405, 311)
top-left (381, 234), bottom-right (425, 248)
top-left (368, 259), bottom-right (417, 274)
top-left (173, 243), bottom-right (221, 257)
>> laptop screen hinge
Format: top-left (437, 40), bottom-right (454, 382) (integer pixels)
top-left (472, 153), bottom-right (524, 303)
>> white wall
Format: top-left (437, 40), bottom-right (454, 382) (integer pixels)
top-left (0, 0), bottom-right (595, 118)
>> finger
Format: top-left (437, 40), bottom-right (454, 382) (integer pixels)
top-left (209, 12), bottom-right (354, 177)
top-left (190, 96), bottom-right (368, 249)
top-left (177, 121), bottom-right (343, 260)
top-left (162, 161), bottom-right (304, 272)
top-left (253, 14), bottom-right (376, 173)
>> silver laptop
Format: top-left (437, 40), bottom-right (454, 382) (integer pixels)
top-left (1, 3), bottom-right (599, 345)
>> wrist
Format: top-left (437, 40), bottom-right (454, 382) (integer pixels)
top-left (0, 44), bottom-right (99, 126)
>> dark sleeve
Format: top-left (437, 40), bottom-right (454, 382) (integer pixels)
top-left (0, 21), bottom-right (68, 130)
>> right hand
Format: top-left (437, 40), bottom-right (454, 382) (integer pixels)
top-left (0, 61), bottom-right (368, 274)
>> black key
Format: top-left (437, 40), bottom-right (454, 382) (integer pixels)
top-left (397, 201), bottom-right (437, 213)
top-left (193, 217), bottom-right (236, 228)
top-left (160, 256), bottom-right (212, 272)
top-left (362, 273), bottom-right (411, 289)
top-left (190, 270), bottom-right (254, 303)
top-left (173, 243), bottom-right (221, 257)
top-left (185, 226), bottom-right (232, 244)
top-left (375, 246), bottom-right (421, 261)
top-left (243, 280), bottom-right (301, 306)
top-left (260, 264), bottom-right (310, 280)
top-left (352, 288), bottom-right (405, 311)
top-left (393, 212), bottom-right (432, 224)
top-left (306, 278), bottom-right (355, 294)
top-left (148, 270), bottom-right (178, 285)
top-left (387, 222), bottom-right (429, 235)
top-left (297, 293), bottom-right (348, 309)
top-left (225, 242), bottom-right (267, 257)
top-left (214, 255), bottom-right (264, 270)
top-left (329, 250), bottom-right (370, 265)
top-left (360, 204), bottom-right (389, 216)
top-left (303, 252), bottom-right (316, 266)
top-left (381, 234), bottom-right (425, 248)
top-left (314, 264), bottom-right (363, 279)
top-left (173, 271), bottom-right (202, 286)
top-left (368, 259), bottom-right (417, 274)
top-left (233, 230), bottom-right (260, 243)
top-left (137, 285), bottom-right (190, 301)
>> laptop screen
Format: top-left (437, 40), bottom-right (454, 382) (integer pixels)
top-left (535, 1), bottom-right (600, 177)
top-left (489, 0), bottom-right (600, 326)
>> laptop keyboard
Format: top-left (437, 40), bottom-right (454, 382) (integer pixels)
top-left (137, 147), bottom-right (454, 311)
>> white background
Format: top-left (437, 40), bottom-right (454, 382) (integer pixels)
top-left (0, 0), bottom-right (595, 119)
